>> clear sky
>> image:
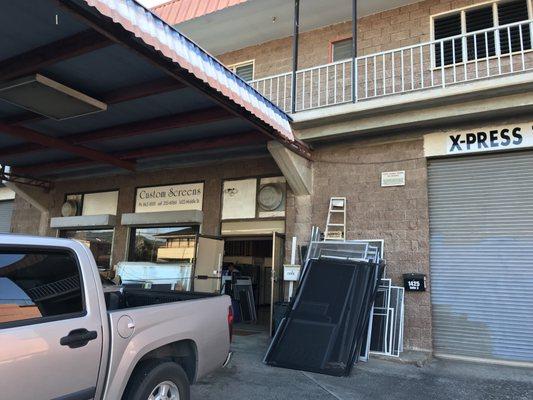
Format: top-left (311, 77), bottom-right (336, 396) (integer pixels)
top-left (137, 0), bottom-right (168, 8)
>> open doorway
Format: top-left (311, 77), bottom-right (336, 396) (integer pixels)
top-left (223, 234), bottom-right (284, 333)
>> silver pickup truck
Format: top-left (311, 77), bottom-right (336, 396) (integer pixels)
top-left (0, 234), bottom-right (232, 400)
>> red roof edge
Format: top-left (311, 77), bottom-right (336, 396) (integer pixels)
top-left (152, 0), bottom-right (248, 25)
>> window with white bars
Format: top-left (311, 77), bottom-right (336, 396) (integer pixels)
top-left (433, 0), bottom-right (532, 67)
top-left (227, 61), bottom-right (254, 81)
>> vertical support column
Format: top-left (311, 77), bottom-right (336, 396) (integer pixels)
top-left (352, 0), bottom-right (358, 102)
top-left (291, 0), bottom-right (300, 114)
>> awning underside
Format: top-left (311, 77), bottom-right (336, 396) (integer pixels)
top-left (0, 0), bottom-right (307, 182)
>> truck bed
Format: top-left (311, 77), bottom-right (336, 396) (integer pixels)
top-left (104, 288), bottom-right (220, 311)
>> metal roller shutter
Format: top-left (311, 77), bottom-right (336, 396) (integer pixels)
top-left (428, 151), bottom-right (533, 364)
top-left (0, 200), bottom-right (13, 233)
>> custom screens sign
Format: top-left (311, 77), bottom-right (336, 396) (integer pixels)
top-left (424, 123), bottom-right (533, 157)
top-left (135, 183), bottom-right (203, 213)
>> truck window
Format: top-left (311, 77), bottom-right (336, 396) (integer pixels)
top-left (0, 250), bottom-right (84, 326)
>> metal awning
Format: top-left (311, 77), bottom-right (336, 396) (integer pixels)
top-left (0, 0), bottom-right (310, 183)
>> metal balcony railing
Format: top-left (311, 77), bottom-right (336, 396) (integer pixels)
top-left (250, 19), bottom-right (533, 113)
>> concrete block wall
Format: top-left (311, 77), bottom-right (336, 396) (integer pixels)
top-left (310, 133), bottom-right (432, 351)
top-left (11, 157), bottom-right (283, 266)
top-left (217, 0), bottom-right (494, 81)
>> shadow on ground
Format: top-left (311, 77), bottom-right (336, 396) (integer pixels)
top-left (192, 332), bottom-right (533, 400)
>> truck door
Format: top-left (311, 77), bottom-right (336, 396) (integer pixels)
top-left (269, 232), bottom-right (285, 335)
top-left (0, 246), bottom-right (103, 400)
top-left (193, 235), bottom-right (225, 293)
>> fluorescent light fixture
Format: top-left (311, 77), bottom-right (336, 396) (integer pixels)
top-left (0, 74), bottom-right (107, 120)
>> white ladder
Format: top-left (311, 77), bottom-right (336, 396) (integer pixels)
top-left (324, 197), bottom-right (346, 241)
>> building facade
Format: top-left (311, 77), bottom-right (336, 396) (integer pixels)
top-left (6, 0), bottom-right (533, 364)
top-left (151, 0), bottom-right (533, 363)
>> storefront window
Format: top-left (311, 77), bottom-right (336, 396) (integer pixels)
top-left (118, 226), bottom-right (198, 291)
top-left (61, 229), bottom-right (114, 269)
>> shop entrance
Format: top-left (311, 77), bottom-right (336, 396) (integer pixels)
top-left (223, 233), bottom-right (285, 333)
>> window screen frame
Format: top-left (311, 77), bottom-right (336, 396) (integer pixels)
top-left (0, 245), bottom-right (87, 329)
top-left (430, 0), bottom-right (533, 68)
top-left (227, 60), bottom-right (255, 82)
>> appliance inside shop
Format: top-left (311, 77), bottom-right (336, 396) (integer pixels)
top-left (50, 176), bottom-right (289, 331)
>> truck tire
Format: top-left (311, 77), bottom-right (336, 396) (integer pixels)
top-left (122, 360), bottom-right (190, 400)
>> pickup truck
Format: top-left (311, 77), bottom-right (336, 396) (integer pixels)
top-left (0, 234), bottom-right (232, 400)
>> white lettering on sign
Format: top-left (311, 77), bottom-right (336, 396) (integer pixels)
top-left (381, 171), bottom-right (405, 187)
top-left (424, 123), bottom-right (533, 157)
top-left (407, 280), bottom-right (420, 291)
top-left (135, 183), bottom-right (203, 213)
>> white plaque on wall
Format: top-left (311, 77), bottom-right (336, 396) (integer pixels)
top-left (381, 171), bottom-right (405, 187)
top-left (222, 179), bottom-right (257, 220)
top-left (135, 183), bottom-right (203, 213)
top-left (82, 191), bottom-right (119, 216)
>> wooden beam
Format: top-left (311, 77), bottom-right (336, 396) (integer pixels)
top-left (99, 77), bottom-right (186, 104)
top-left (0, 30), bottom-right (112, 82)
top-left (0, 122), bottom-right (135, 171)
top-left (0, 107), bottom-right (234, 157)
top-left (14, 132), bottom-right (264, 174)
top-left (72, 107), bottom-right (233, 144)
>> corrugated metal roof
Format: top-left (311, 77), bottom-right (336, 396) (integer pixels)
top-left (82, 0), bottom-right (294, 142)
top-left (152, 0), bottom-right (247, 25)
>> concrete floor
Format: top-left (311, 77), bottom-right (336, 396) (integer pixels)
top-left (192, 331), bottom-right (533, 400)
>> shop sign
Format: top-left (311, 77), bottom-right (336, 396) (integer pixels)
top-left (424, 122), bottom-right (533, 157)
top-left (381, 171), bottom-right (405, 187)
top-left (135, 183), bottom-right (203, 213)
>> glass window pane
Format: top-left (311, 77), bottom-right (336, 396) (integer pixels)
top-left (332, 39), bottom-right (353, 62)
top-left (235, 63), bottom-right (254, 81)
top-left (498, 0), bottom-right (531, 54)
top-left (61, 229), bottom-right (114, 269)
top-left (434, 13), bottom-right (463, 66)
top-left (0, 250), bottom-right (83, 325)
top-left (119, 226), bottom-right (199, 291)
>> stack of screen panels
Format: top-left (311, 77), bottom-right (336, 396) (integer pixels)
top-left (369, 279), bottom-right (405, 357)
top-left (264, 257), bottom-right (384, 376)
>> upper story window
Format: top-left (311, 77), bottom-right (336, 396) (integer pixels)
top-left (331, 38), bottom-right (353, 62)
top-left (433, 0), bottom-right (532, 67)
top-left (228, 61), bottom-right (254, 81)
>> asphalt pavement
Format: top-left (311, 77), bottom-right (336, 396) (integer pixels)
top-left (192, 331), bottom-right (533, 400)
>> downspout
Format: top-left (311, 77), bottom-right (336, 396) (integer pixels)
top-left (352, 0), bottom-right (358, 102)
top-left (291, 0), bottom-right (300, 114)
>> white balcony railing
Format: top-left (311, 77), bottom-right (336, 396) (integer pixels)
top-left (250, 20), bottom-right (533, 113)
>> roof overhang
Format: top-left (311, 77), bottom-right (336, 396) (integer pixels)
top-left (171, 0), bottom-right (421, 55)
top-left (0, 0), bottom-right (310, 182)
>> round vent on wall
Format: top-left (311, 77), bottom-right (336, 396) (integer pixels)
top-left (258, 184), bottom-right (283, 211)
top-left (61, 200), bottom-right (79, 217)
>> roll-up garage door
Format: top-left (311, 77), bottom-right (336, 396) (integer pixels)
top-left (428, 151), bottom-right (533, 364)
top-left (0, 200), bottom-right (13, 232)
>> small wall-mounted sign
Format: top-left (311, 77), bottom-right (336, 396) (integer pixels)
top-left (381, 170), bottom-right (405, 187)
top-left (283, 265), bottom-right (301, 282)
top-left (403, 273), bottom-right (426, 292)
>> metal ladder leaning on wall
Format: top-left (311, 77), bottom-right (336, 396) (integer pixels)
top-left (324, 197), bottom-right (346, 241)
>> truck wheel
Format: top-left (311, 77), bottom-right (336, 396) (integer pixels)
top-left (122, 360), bottom-right (190, 400)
